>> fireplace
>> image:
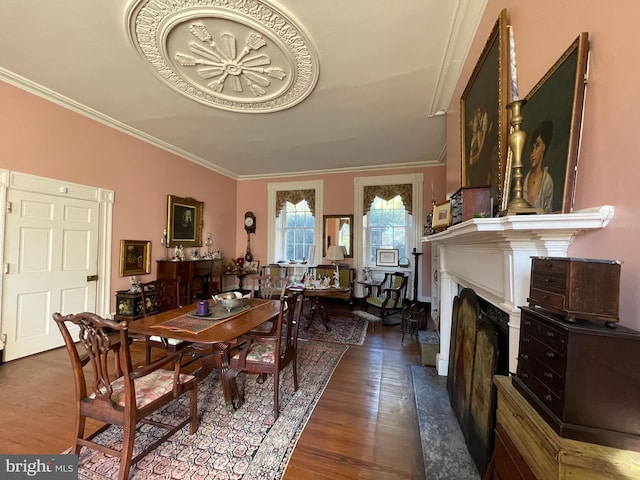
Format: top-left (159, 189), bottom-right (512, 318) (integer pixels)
top-left (422, 205), bottom-right (614, 376)
top-left (423, 206), bottom-right (613, 475)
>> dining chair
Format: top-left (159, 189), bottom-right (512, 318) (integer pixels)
top-left (362, 271), bottom-right (408, 318)
top-left (139, 278), bottom-right (189, 364)
top-left (53, 311), bottom-right (199, 480)
top-left (249, 274), bottom-right (287, 299)
top-left (228, 288), bottom-right (304, 419)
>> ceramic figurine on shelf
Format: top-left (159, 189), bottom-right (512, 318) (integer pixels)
top-left (333, 267), bottom-right (340, 287)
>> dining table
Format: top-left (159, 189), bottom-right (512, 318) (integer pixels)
top-left (127, 297), bottom-right (281, 410)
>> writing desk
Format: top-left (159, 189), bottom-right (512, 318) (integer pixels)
top-left (128, 298), bottom-right (280, 409)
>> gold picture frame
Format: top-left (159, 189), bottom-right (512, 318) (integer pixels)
top-left (167, 195), bottom-right (203, 247)
top-left (119, 240), bottom-right (151, 276)
top-left (460, 9), bottom-right (508, 215)
top-left (432, 200), bottom-right (452, 230)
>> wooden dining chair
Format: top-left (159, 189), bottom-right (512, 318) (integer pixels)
top-left (229, 288), bottom-right (303, 419)
top-left (53, 311), bottom-right (199, 480)
top-left (139, 278), bottom-right (189, 364)
top-left (249, 274), bottom-right (287, 299)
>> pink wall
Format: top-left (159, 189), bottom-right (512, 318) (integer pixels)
top-left (447, 1), bottom-right (640, 329)
top-left (237, 166), bottom-right (447, 299)
top-left (0, 81), bottom-right (237, 308)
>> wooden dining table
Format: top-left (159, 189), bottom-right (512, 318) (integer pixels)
top-left (127, 297), bottom-right (281, 410)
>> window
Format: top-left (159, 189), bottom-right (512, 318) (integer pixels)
top-left (364, 195), bottom-right (412, 265)
top-left (275, 199), bottom-right (315, 261)
top-left (354, 174), bottom-right (423, 275)
top-left (267, 180), bottom-right (323, 265)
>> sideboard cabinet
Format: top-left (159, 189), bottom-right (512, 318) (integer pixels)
top-left (157, 259), bottom-right (223, 304)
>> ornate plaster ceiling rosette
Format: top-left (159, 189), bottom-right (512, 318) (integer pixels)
top-left (127, 0), bottom-right (320, 113)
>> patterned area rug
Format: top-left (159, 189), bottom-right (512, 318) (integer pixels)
top-left (297, 311), bottom-right (368, 345)
top-left (76, 340), bottom-right (347, 479)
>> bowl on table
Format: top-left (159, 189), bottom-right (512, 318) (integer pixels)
top-left (213, 291), bottom-right (247, 312)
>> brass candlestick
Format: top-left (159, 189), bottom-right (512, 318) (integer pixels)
top-left (504, 100), bottom-right (543, 215)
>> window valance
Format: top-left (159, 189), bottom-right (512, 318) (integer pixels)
top-left (275, 189), bottom-right (316, 216)
top-left (363, 184), bottom-right (412, 215)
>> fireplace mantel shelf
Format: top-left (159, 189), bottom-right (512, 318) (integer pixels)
top-left (421, 205), bottom-right (614, 247)
top-left (420, 205), bottom-right (614, 376)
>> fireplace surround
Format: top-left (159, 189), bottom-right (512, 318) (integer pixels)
top-left (422, 205), bottom-right (614, 376)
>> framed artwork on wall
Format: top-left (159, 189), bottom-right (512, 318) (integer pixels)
top-left (505, 33), bottom-right (589, 214)
top-left (119, 240), bottom-right (151, 276)
top-left (167, 195), bottom-right (203, 247)
top-left (460, 9), bottom-right (509, 214)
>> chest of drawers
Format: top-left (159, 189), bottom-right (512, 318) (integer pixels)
top-left (514, 306), bottom-right (640, 451)
top-left (528, 256), bottom-right (621, 325)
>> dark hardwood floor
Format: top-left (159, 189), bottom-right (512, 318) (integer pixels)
top-left (0, 308), bottom-right (426, 479)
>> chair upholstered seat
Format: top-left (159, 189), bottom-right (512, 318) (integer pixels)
top-left (148, 335), bottom-right (183, 346)
top-left (232, 343), bottom-right (276, 364)
top-left (92, 368), bottom-right (194, 409)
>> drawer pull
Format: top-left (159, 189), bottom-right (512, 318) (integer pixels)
top-left (523, 319), bottom-right (531, 327)
top-left (545, 351), bottom-right (555, 359)
top-left (522, 337), bottom-right (530, 343)
top-left (544, 262), bottom-right (553, 268)
top-left (521, 373), bottom-right (529, 379)
top-left (546, 331), bottom-right (555, 338)
top-left (521, 354), bottom-right (529, 361)
top-left (542, 295), bottom-right (550, 300)
top-left (544, 278), bottom-right (552, 284)
top-left (544, 394), bottom-right (552, 402)
top-left (543, 372), bottom-right (554, 379)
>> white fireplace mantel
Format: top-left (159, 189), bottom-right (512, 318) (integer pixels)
top-left (421, 205), bottom-right (614, 376)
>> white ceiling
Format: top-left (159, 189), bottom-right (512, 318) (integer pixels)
top-left (0, 0), bottom-right (485, 179)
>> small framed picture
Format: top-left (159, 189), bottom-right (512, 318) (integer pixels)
top-left (246, 260), bottom-right (260, 273)
top-left (432, 201), bottom-right (452, 230)
top-left (376, 248), bottom-right (399, 267)
top-left (120, 240), bottom-right (151, 276)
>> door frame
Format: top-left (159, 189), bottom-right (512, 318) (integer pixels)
top-left (0, 169), bottom-right (114, 354)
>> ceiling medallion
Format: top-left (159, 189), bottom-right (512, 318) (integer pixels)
top-left (127, 0), bottom-right (320, 113)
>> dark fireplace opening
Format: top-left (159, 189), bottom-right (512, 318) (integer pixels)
top-left (446, 288), bottom-right (509, 476)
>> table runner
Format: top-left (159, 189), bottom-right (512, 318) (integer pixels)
top-left (151, 298), bottom-right (271, 334)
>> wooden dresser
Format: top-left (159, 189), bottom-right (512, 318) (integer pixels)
top-left (157, 259), bottom-right (223, 304)
top-left (492, 375), bottom-right (640, 480)
top-left (515, 305), bottom-right (640, 451)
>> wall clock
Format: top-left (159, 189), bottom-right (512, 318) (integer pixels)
top-left (244, 211), bottom-right (256, 233)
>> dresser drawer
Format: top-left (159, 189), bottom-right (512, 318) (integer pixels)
top-left (528, 288), bottom-right (565, 310)
top-left (531, 257), bottom-right (568, 277)
top-left (520, 312), bottom-right (567, 353)
top-left (530, 272), bottom-right (565, 294)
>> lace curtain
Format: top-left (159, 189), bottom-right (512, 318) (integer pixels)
top-left (275, 189), bottom-right (316, 216)
top-left (363, 184), bottom-right (412, 215)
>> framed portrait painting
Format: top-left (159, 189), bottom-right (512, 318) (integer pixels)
top-left (512, 33), bottom-right (590, 214)
top-left (167, 195), bottom-right (203, 247)
top-left (119, 240), bottom-right (151, 276)
top-left (461, 9), bottom-right (508, 214)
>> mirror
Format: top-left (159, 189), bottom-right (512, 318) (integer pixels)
top-left (323, 214), bottom-right (353, 258)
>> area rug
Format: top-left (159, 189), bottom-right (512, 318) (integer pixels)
top-left (76, 340), bottom-right (347, 480)
top-left (297, 312), bottom-right (368, 345)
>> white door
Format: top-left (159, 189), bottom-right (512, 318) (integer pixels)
top-left (2, 189), bottom-right (99, 361)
